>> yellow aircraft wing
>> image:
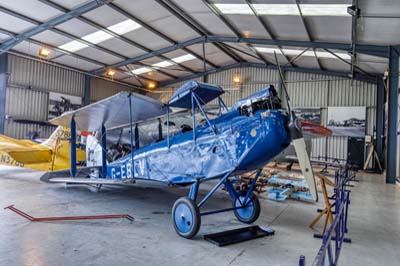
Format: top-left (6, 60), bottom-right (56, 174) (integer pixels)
top-left (0, 135), bottom-right (52, 164)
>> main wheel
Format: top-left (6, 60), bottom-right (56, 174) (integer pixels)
top-left (233, 192), bottom-right (260, 224)
top-left (172, 196), bottom-right (201, 239)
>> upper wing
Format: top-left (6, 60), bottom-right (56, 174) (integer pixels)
top-left (0, 135), bottom-right (52, 164)
top-left (50, 91), bottom-right (169, 131)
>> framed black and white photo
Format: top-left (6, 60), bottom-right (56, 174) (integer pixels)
top-left (48, 92), bottom-right (82, 119)
top-left (294, 108), bottom-right (321, 124)
top-left (327, 106), bottom-right (366, 137)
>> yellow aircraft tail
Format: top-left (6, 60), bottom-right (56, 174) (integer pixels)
top-left (41, 126), bottom-right (86, 171)
top-left (0, 126), bottom-right (85, 171)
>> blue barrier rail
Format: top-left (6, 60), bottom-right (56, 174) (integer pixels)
top-left (300, 166), bottom-right (355, 266)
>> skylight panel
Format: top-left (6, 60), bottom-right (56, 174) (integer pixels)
top-left (172, 54), bottom-right (196, 63)
top-left (129, 54), bottom-right (196, 76)
top-left (108, 19), bottom-right (142, 35)
top-left (58, 40), bottom-right (88, 52)
top-left (214, 3), bottom-right (350, 16)
top-left (255, 47), bottom-right (351, 60)
top-left (300, 4), bottom-right (350, 16)
top-left (131, 67), bottom-right (151, 75)
top-left (213, 4), bottom-right (253, 15)
top-left (253, 4), bottom-right (299, 16)
top-left (153, 61), bottom-right (174, 68)
top-left (57, 19), bottom-right (142, 53)
top-left (82, 30), bottom-right (113, 44)
top-left (315, 51), bottom-right (351, 60)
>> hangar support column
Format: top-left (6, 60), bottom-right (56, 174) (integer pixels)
top-left (0, 53), bottom-right (8, 134)
top-left (83, 74), bottom-right (91, 106)
top-left (375, 77), bottom-right (385, 168)
top-left (386, 47), bottom-right (399, 184)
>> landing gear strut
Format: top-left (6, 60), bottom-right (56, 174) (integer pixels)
top-left (171, 170), bottom-right (262, 239)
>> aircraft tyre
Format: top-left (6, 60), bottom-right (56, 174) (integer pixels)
top-left (172, 196), bottom-right (201, 239)
top-left (233, 192), bottom-right (260, 224)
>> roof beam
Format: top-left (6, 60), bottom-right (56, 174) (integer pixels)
top-left (155, 0), bottom-right (244, 63)
top-left (0, 0), bottom-right (112, 54)
top-left (38, 0), bottom-right (198, 74)
top-left (245, 0), bottom-right (293, 66)
top-left (294, 0), bottom-right (323, 70)
top-left (202, 0), bottom-right (271, 66)
top-left (107, 2), bottom-right (218, 69)
top-left (92, 35), bottom-right (389, 74)
top-left (206, 36), bottom-right (389, 58)
top-left (0, 5), bottom-right (179, 80)
top-left (0, 27), bottom-right (157, 86)
top-left (159, 62), bottom-right (380, 87)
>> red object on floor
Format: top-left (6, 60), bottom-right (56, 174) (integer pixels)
top-left (4, 205), bottom-right (134, 222)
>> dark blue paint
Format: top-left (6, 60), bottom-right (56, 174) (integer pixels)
top-left (70, 117), bottom-right (76, 177)
top-left (106, 109), bottom-right (290, 184)
top-left (101, 125), bottom-right (107, 178)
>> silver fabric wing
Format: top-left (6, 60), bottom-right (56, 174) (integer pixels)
top-left (50, 91), bottom-right (168, 131)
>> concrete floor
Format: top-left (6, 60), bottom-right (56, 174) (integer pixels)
top-left (0, 167), bottom-right (399, 266)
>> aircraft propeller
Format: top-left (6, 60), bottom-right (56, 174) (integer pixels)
top-left (274, 52), bottom-right (319, 201)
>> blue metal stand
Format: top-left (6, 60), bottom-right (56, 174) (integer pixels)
top-left (101, 124), bottom-right (107, 177)
top-left (301, 166), bottom-right (354, 266)
top-left (70, 117), bottom-right (76, 177)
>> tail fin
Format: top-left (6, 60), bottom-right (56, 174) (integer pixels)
top-left (41, 127), bottom-right (85, 170)
top-left (41, 126), bottom-right (70, 148)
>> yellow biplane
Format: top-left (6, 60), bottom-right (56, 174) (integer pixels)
top-left (0, 127), bottom-right (85, 171)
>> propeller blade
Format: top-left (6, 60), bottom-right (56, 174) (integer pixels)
top-left (292, 136), bottom-right (318, 202)
top-left (274, 51), bottom-right (318, 201)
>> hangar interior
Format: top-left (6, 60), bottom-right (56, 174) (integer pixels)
top-left (0, 0), bottom-right (399, 265)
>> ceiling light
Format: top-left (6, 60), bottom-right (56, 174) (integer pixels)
top-left (214, 4), bottom-right (350, 16)
top-left (38, 47), bottom-right (51, 57)
top-left (255, 47), bottom-right (351, 60)
top-left (131, 67), bottom-right (152, 75)
top-left (147, 81), bottom-right (157, 90)
top-left (106, 69), bottom-right (115, 76)
top-left (233, 75), bottom-right (241, 83)
top-left (243, 31), bottom-right (251, 38)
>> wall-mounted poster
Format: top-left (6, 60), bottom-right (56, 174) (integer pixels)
top-left (294, 108), bottom-right (321, 124)
top-left (327, 106), bottom-right (366, 137)
top-left (48, 92), bottom-right (82, 119)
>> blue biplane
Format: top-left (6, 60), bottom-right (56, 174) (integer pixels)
top-left (45, 79), bottom-right (317, 239)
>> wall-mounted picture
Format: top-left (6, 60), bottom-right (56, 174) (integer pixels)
top-left (327, 106), bottom-right (366, 137)
top-left (48, 92), bottom-right (82, 119)
top-left (294, 108), bottom-right (321, 124)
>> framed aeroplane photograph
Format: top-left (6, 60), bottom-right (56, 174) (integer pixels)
top-left (293, 108), bottom-right (321, 124)
top-left (48, 92), bottom-right (82, 120)
top-left (327, 106), bottom-right (366, 137)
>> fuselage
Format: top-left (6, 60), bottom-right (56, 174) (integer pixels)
top-left (107, 108), bottom-right (291, 184)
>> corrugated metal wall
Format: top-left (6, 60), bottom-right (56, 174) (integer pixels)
top-left (161, 67), bottom-right (377, 162)
top-left (5, 55), bottom-right (84, 138)
top-left (8, 54), bottom-right (84, 96)
top-left (90, 77), bottom-right (134, 102)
